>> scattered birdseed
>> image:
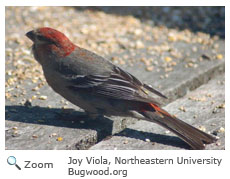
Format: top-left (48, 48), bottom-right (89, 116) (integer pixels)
top-left (188, 63), bottom-right (194, 67)
top-left (62, 106), bottom-right (68, 109)
top-left (188, 96), bottom-right (207, 102)
top-left (31, 95), bottom-right (37, 100)
top-left (50, 133), bottom-right (57, 137)
top-left (32, 86), bottom-right (39, 91)
top-left (216, 54), bottom-right (223, 60)
top-left (206, 93), bottom-right (212, 97)
top-left (179, 106), bottom-right (186, 112)
top-left (168, 33), bottom-right (177, 42)
top-left (217, 127), bottom-right (225, 133)
top-left (32, 135), bottom-right (38, 139)
top-left (145, 138), bottom-right (150, 142)
top-left (12, 127), bottom-right (18, 130)
top-left (192, 46), bottom-right (198, 52)
top-left (12, 130), bottom-right (19, 137)
top-left (198, 126), bottom-right (206, 132)
top-left (146, 66), bottom-right (154, 72)
top-left (164, 56), bottom-right (172, 62)
top-left (57, 137), bottom-right (63, 141)
top-left (135, 40), bottom-right (145, 49)
top-left (216, 103), bottom-right (225, 108)
top-left (39, 95), bottom-right (47, 100)
top-left (134, 29), bottom-right (142, 36)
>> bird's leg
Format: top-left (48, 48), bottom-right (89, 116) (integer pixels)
top-left (56, 109), bottom-right (103, 122)
top-left (85, 111), bottom-right (104, 120)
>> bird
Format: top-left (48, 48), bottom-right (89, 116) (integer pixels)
top-left (26, 27), bottom-right (217, 150)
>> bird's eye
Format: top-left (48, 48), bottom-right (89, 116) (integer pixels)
top-left (37, 35), bottom-right (48, 41)
top-left (37, 35), bottom-right (55, 45)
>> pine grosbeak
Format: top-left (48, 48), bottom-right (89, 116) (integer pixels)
top-left (26, 27), bottom-right (217, 149)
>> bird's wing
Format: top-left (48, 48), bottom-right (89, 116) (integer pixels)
top-left (113, 66), bottom-right (167, 99)
top-left (66, 66), bottom-right (167, 103)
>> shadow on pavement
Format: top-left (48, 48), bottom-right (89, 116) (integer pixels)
top-left (5, 105), bottom-right (114, 141)
top-left (6, 105), bottom-right (191, 149)
top-left (115, 128), bottom-right (191, 150)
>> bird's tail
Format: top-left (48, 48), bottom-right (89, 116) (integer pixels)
top-left (140, 103), bottom-right (217, 150)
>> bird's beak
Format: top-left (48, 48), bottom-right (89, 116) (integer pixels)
top-left (26, 30), bottom-right (35, 42)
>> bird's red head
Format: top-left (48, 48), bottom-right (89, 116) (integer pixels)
top-left (26, 27), bottom-right (77, 57)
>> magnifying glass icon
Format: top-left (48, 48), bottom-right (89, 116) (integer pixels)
top-left (7, 156), bottom-right (21, 170)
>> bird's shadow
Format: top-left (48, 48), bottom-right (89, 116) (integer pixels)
top-left (5, 105), bottom-right (190, 149)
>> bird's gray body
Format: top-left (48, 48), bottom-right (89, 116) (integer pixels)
top-left (33, 44), bottom-right (158, 118)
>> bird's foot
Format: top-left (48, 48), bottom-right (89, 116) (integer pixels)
top-left (85, 111), bottom-right (104, 120)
